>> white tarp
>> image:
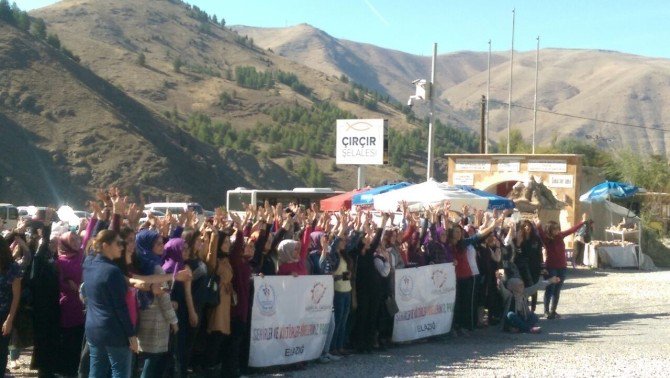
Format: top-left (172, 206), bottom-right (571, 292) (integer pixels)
top-left (249, 275), bottom-right (334, 367)
top-left (392, 263), bottom-right (456, 342)
top-left (373, 179), bottom-right (489, 212)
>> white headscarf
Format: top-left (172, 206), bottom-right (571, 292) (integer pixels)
top-left (277, 239), bottom-right (300, 265)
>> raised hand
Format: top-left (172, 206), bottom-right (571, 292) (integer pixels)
top-left (89, 200), bottom-right (103, 220)
top-left (126, 203), bottom-right (142, 226)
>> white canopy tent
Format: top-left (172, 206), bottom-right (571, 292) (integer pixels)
top-left (372, 179), bottom-right (489, 213)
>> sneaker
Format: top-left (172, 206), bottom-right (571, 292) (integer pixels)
top-left (547, 312), bottom-right (561, 320)
top-left (326, 353), bottom-right (341, 361)
top-left (319, 355), bottom-right (332, 363)
top-left (530, 326), bottom-right (542, 334)
top-left (8, 360), bottom-right (20, 369)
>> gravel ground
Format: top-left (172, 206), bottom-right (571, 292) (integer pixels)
top-left (285, 267), bottom-right (670, 378)
top-left (8, 267), bottom-right (670, 377)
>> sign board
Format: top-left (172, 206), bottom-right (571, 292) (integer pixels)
top-left (393, 263), bottom-right (456, 342)
top-left (547, 174), bottom-right (574, 188)
top-left (249, 276), bottom-right (334, 367)
top-left (453, 173), bottom-right (475, 186)
top-left (336, 119), bottom-right (388, 165)
top-left (455, 159), bottom-right (491, 172)
top-left (497, 160), bottom-right (521, 172)
top-left (528, 160), bottom-right (567, 173)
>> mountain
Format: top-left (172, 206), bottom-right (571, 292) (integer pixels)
top-left (234, 24), bottom-right (670, 157)
top-left (0, 20), bottom-right (303, 208)
top-left (0, 0), bottom-right (443, 208)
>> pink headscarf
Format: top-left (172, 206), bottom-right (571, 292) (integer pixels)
top-left (57, 231), bottom-right (82, 258)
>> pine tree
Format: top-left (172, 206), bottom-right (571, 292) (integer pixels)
top-left (136, 52), bottom-right (146, 66)
top-left (31, 18), bottom-right (46, 39)
top-left (0, 0), bottom-right (11, 23)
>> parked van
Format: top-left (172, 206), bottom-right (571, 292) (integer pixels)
top-left (144, 202), bottom-right (204, 220)
top-left (0, 204), bottom-right (19, 231)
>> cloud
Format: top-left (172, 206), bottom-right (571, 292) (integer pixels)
top-left (363, 0), bottom-right (390, 27)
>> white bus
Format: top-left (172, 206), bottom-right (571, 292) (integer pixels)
top-left (226, 188), bottom-right (343, 215)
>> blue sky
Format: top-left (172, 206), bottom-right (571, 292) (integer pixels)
top-left (17, 0), bottom-right (670, 58)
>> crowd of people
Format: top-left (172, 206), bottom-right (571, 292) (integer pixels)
top-left (0, 188), bottom-right (589, 377)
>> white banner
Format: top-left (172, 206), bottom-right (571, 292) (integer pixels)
top-left (452, 173), bottom-right (474, 186)
top-left (497, 160), bottom-right (521, 172)
top-left (547, 174), bottom-right (574, 188)
top-left (455, 159), bottom-right (491, 172)
top-left (249, 275), bottom-right (334, 367)
top-left (392, 263), bottom-right (456, 342)
top-left (336, 119), bottom-right (387, 165)
top-left (528, 160), bottom-right (567, 173)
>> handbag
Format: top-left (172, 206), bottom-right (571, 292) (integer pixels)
top-left (385, 296), bottom-right (399, 315)
top-left (200, 258), bottom-right (221, 307)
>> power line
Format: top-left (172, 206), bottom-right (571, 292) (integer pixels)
top-left (489, 99), bottom-right (670, 133)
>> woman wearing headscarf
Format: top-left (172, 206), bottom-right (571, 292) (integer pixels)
top-left (162, 238), bottom-right (191, 378)
top-left (134, 229), bottom-right (178, 378)
top-left (55, 231), bottom-right (85, 376)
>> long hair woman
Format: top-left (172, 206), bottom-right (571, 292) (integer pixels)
top-left (82, 230), bottom-right (137, 378)
top-left (0, 237), bottom-right (23, 374)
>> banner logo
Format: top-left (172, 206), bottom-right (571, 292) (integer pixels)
top-left (399, 274), bottom-right (414, 301)
top-left (431, 269), bottom-right (449, 294)
top-left (256, 282), bottom-right (277, 316)
top-left (306, 282), bottom-right (329, 312)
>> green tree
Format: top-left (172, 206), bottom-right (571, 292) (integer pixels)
top-left (400, 162), bottom-right (413, 179)
top-left (31, 18), bottom-right (46, 39)
top-left (604, 151), bottom-right (670, 192)
top-left (498, 129), bottom-right (531, 153)
top-left (0, 0), bottom-right (11, 23)
top-left (173, 57), bottom-right (184, 72)
top-left (136, 52), bottom-right (146, 66)
top-left (284, 158), bottom-right (294, 171)
top-left (46, 33), bottom-right (61, 49)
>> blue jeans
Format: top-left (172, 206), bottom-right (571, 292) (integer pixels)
top-left (88, 343), bottom-right (132, 378)
top-left (506, 311), bottom-right (539, 332)
top-left (331, 291), bottom-right (351, 351)
top-left (544, 268), bottom-right (567, 313)
top-left (141, 352), bottom-right (167, 378)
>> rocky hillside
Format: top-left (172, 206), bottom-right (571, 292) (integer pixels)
top-left (0, 20), bottom-right (304, 208)
top-left (235, 24), bottom-right (670, 156)
top-left (26, 0), bottom-right (434, 200)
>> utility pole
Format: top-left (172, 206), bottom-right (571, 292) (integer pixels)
top-left (485, 39), bottom-right (491, 154)
top-left (426, 43), bottom-right (437, 180)
top-left (532, 35), bottom-right (540, 154)
top-left (506, 8), bottom-right (515, 154)
top-left (480, 95), bottom-right (486, 153)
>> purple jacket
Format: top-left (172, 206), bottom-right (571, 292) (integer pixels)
top-left (56, 253), bottom-right (85, 328)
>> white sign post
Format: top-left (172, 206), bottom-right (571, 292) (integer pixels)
top-left (249, 276), bottom-right (334, 367)
top-left (336, 119), bottom-right (387, 165)
top-left (393, 263), bottom-right (456, 342)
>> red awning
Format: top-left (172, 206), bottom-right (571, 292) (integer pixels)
top-left (320, 188), bottom-right (370, 211)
